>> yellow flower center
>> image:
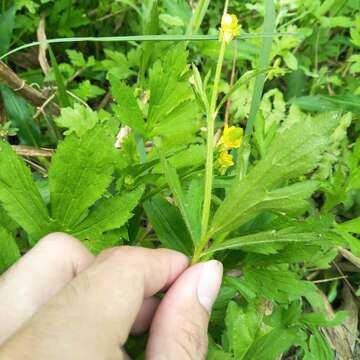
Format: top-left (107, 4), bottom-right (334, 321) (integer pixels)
top-left (219, 14), bottom-right (240, 43)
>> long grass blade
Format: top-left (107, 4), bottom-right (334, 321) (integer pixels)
top-left (186, 0), bottom-right (211, 35)
top-left (245, 0), bottom-right (276, 136)
top-left (0, 32), bottom-right (294, 61)
top-left (48, 47), bottom-right (70, 108)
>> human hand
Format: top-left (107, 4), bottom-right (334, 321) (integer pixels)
top-left (0, 233), bottom-right (223, 359)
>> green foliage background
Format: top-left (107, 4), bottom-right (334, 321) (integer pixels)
top-left (0, 0), bottom-right (359, 358)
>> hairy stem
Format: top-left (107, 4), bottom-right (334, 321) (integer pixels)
top-left (192, 39), bottom-right (227, 264)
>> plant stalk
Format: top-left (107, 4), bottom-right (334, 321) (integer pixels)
top-left (192, 39), bottom-right (227, 264)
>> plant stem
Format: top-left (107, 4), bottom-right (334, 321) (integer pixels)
top-left (186, 0), bottom-right (211, 35)
top-left (192, 39), bottom-right (227, 264)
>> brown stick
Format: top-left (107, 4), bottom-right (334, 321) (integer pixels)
top-left (0, 60), bottom-right (48, 108)
top-left (12, 145), bottom-right (54, 157)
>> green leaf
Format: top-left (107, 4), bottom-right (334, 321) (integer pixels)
top-left (73, 187), bottom-right (144, 240)
top-left (243, 267), bottom-right (316, 303)
top-left (147, 43), bottom-right (200, 149)
top-left (144, 195), bottom-right (193, 255)
top-left (304, 330), bottom-right (334, 360)
top-left (186, 0), bottom-right (210, 35)
top-left (0, 226), bottom-right (20, 274)
top-left (161, 156), bottom-right (201, 245)
top-left (225, 301), bottom-right (262, 359)
top-left (0, 85), bottom-right (41, 146)
top-left (245, 0), bottom-right (276, 135)
top-left (66, 49), bottom-right (87, 67)
top-left (140, 0), bottom-right (159, 80)
top-left (110, 75), bottom-right (146, 136)
top-left (300, 311), bottom-right (348, 328)
top-left (0, 205), bottom-right (17, 234)
top-left (82, 228), bottom-right (127, 255)
top-left (209, 116), bottom-right (335, 238)
top-left (49, 46), bottom-right (71, 107)
top-left (294, 94), bottom-right (360, 116)
top-left (205, 229), bottom-right (327, 256)
top-left (337, 217), bottom-right (360, 234)
top-left (0, 5), bottom-right (16, 55)
top-left (55, 104), bottom-right (99, 137)
top-left (0, 141), bottom-right (52, 241)
top-left (49, 122), bottom-right (118, 229)
top-left (242, 327), bottom-right (301, 360)
top-left (73, 80), bottom-right (105, 101)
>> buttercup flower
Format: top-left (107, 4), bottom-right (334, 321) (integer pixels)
top-left (219, 14), bottom-right (240, 43)
top-left (219, 125), bottom-right (244, 149)
top-left (218, 151), bottom-right (234, 174)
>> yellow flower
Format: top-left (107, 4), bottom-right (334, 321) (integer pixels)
top-left (219, 14), bottom-right (240, 43)
top-left (218, 151), bottom-right (234, 174)
top-left (220, 125), bottom-right (244, 149)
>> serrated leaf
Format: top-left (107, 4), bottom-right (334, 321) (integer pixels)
top-left (0, 141), bottom-right (52, 241)
top-left (73, 80), bottom-right (105, 101)
top-left (83, 228), bottom-right (127, 255)
top-left (0, 226), bottom-right (20, 274)
top-left (55, 104), bottom-right (99, 137)
top-left (73, 187), bottom-right (144, 240)
top-left (110, 75), bottom-right (146, 136)
top-left (49, 122), bottom-right (118, 229)
top-left (225, 301), bottom-right (262, 359)
top-left (144, 195), bottom-right (193, 255)
top-left (209, 116), bottom-right (336, 238)
top-left (242, 327), bottom-right (302, 360)
top-left (243, 267), bottom-right (316, 303)
top-left (66, 49), bottom-right (87, 67)
top-left (147, 43), bottom-right (201, 148)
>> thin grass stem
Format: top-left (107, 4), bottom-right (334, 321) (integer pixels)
top-left (0, 32), bottom-right (295, 61)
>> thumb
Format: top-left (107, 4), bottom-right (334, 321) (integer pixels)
top-left (146, 260), bottom-right (223, 360)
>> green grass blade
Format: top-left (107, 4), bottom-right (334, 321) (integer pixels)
top-left (49, 46), bottom-right (71, 108)
top-left (245, 0), bottom-right (276, 136)
top-left (186, 0), bottom-right (211, 35)
top-left (0, 32), bottom-right (295, 61)
top-left (0, 4), bottom-right (16, 56)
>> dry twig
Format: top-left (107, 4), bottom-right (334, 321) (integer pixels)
top-left (12, 145), bottom-right (54, 158)
top-left (0, 60), bottom-right (48, 108)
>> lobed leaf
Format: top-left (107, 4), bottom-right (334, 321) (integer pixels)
top-left (49, 122), bottom-right (118, 229)
top-left (0, 141), bottom-right (52, 241)
top-left (110, 76), bottom-right (146, 136)
top-left (73, 187), bottom-right (144, 240)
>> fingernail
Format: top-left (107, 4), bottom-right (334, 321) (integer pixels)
top-left (197, 260), bottom-right (223, 313)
